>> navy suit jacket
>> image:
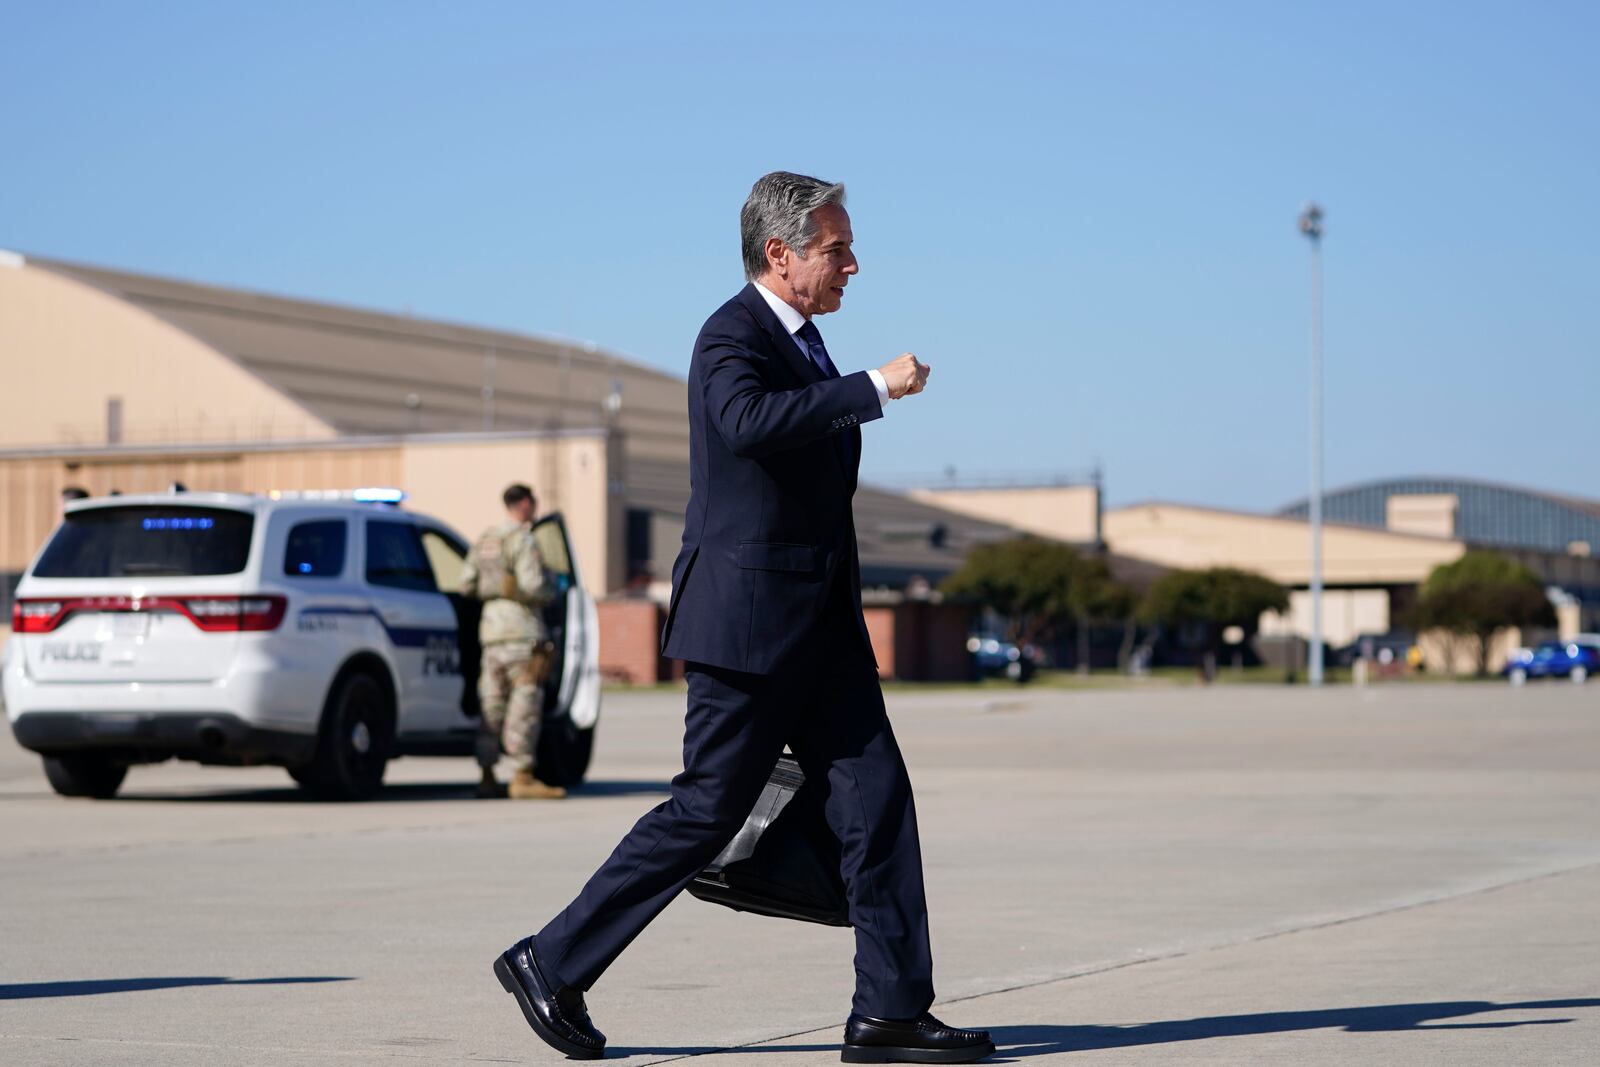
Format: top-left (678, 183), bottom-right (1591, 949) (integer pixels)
top-left (660, 284), bottom-right (884, 674)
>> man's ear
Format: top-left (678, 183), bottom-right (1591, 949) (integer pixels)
top-left (763, 236), bottom-right (790, 276)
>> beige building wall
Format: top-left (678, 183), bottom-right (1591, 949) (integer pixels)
top-left (1415, 627), bottom-right (1525, 676)
top-left (1259, 589), bottom-right (1392, 649)
top-left (400, 434), bottom-right (622, 593)
top-left (1103, 503), bottom-right (1465, 586)
top-left (0, 258), bottom-right (334, 447)
top-left (1556, 600), bottom-right (1582, 642)
top-left (908, 485), bottom-right (1100, 543)
top-left (0, 431), bottom-right (623, 592)
top-left (0, 444), bottom-right (398, 574)
top-left (1386, 493), bottom-right (1458, 538)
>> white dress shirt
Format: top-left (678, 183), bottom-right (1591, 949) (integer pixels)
top-left (753, 282), bottom-right (890, 410)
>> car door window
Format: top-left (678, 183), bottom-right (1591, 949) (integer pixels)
top-left (366, 520), bottom-right (438, 593)
top-left (419, 529), bottom-right (467, 594)
top-left (531, 517), bottom-right (573, 580)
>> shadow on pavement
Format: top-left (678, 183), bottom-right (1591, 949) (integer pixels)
top-left (108, 779), bottom-right (673, 804)
top-left (988, 998), bottom-right (1600, 1056)
top-left (0, 976), bottom-right (353, 1000)
top-left (610, 999), bottom-right (1600, 1059)
top-left (571, 779), bottom-right (673, 798)
top-left (608, 1045), bottom-right (836, 1058)
top-left (114, 783), bottom-right (475, 804)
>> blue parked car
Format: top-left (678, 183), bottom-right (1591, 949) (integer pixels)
top-left (1503, 640), bottom-right (1600, 685)
top-left (967, 635), bottom-right (1038, 682)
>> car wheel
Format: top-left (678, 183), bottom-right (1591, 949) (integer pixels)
top-left (1573, 665), bottom-right (1589, 685)
top-left (1508, 667), bottom-right (1527, 686)
top-left (535, 717), bottom-right (594, 789)
top-left (42, 754), bottom-right (128, 799)
top-left (300, 672), bottom-right (392, 800)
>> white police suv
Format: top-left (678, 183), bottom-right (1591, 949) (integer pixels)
top-left (3, 489), bottom-right (600, 800)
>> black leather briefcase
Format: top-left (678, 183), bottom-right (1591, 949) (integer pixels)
top-left (688, 755), bottom-right (851, 927)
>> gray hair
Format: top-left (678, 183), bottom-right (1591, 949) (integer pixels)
top-left (740, 171), bottom-right (847, 281)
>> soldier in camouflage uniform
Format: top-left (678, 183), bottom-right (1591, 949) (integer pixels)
top-left (459, 483), bottom-right (566, 800)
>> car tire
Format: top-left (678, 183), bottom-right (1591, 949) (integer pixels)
top-left (1573, 665), bottom-right (1589, 685)
top-left (535, 717), bottom-right (593, 789)
top-left (42, 754), bottom-right (128, 799)
top-left (1508, 667), bottom-right (1527, 686)
top-left (300, 672), bottom-right (393, 801)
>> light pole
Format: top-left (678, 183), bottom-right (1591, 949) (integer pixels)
top-left (1299, 201), bottom-right (1325, 687)
top-left (482, 346), bottom-right (497, 431)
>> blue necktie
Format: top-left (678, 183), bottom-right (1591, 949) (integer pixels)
top-left (795, 321), bottom-right (839, 380)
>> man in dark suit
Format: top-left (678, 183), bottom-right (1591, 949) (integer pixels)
top-left (494, 172), bottom-right (994, 1064)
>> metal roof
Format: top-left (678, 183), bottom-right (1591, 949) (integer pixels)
top-left (1279, 477), bottom-right (1600, 556)
top-left (31, 255), bottom-right (691, 461)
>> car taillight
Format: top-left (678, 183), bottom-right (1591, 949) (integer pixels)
top-left (12, 599), bottom-right (67, 634)
top-left (179, 596), bottom-right (288, 632)
top-left (8, 594), bottom-right (286, 634)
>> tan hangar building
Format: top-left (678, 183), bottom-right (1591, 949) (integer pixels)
top-left (913, 480), bottom-right (1600, 652)
top-left (0, 251), bottom-right (1022, 680)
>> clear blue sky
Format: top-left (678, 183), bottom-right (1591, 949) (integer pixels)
top-left (4, 2), bottom-right (1595, 510)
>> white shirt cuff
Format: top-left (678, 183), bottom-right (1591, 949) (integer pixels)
top-left (866, 368), bottom-right (890, 409)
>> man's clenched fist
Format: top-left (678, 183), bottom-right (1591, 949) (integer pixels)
top-left (877, 353), bottom-right (931, 400)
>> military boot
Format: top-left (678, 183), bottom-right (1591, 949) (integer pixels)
top-left (509, 769), bottom-right (566, 800)
top-left (476, 767), bottom-right (508, 799)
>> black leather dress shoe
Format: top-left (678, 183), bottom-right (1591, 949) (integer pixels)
top-left (493, 936), bottom-right (606, 1059)
top-left (841, 1012), bottom-right (995, 1063)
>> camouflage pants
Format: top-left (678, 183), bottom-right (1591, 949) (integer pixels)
top-left (477, 642), bottom-right (543, 772)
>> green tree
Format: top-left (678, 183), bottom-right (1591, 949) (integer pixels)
top-left (1139, 567), bottom-right (1288, 682)
top-left (1410, 551), bottom-right (1553, 676)
top-left (942, 538), bottom-right (1137, 675)
top-left (1066, 554), bottom-right (1136, 676)
top-left (941, 538), bottom-right (1081, 646)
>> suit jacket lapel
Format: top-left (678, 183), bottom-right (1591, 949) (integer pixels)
top-left (735, 284), bottom-right (853, 478)
top-left (736, 284), bottom-right (824, 388)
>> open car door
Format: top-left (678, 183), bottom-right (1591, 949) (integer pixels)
top-left (529, 512), bottom-right (601, 787)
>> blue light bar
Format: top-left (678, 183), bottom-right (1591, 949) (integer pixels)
top-left (142, 517), bottom-right (216, 531)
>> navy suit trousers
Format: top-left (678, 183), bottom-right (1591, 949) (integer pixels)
top-left (533, 586), bottom-right (935, 1020)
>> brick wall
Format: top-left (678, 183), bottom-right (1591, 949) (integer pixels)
top-left (863, 607), bottom-right (898, 678)
top-left (865, 601), bottom-right (974, 681)
top-left (601, 597), bottom-right (974, 685)
top-left (597, 598), bottom-right (669, 685)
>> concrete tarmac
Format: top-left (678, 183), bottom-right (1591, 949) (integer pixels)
top-left (2, 680), bottom-right (1598, 1065)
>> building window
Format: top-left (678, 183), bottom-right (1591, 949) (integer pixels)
top-left (626, 508), bottom-right (653, 585)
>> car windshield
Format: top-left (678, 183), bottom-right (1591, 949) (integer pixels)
top-left (33, 506), bottom-right (255, 578)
